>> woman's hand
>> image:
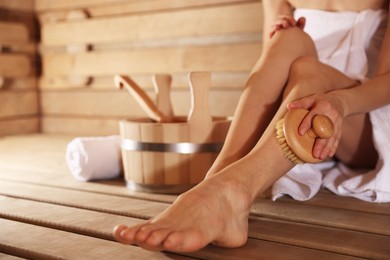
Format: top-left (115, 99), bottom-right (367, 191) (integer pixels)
top-left (269, 16), bottom-right (306, 38)
top-left (287, 93), bottom-right (345, 161)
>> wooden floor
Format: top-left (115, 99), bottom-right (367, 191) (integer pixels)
top-left (0, 134), bottom-right (389, 259)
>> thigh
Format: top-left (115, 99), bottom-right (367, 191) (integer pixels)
top-left (336, 114), bottom-right (378, 169)
top-left (283, 57), bottom-right (378, 168)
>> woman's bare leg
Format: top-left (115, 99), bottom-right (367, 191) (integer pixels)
top-left (112, 28), bottom-right (375, 253)
top-left (207, 27), bottom-right (317, 175)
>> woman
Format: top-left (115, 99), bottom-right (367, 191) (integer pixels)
top-left (113, 0), bottom-right (390, 252)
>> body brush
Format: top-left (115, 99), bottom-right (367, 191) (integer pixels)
top-left (275, 108), bottom-right (334, 164)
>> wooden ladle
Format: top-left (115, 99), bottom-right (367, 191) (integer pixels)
top-left (114, 75), bottom-right (167, 122)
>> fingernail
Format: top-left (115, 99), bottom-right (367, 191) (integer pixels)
top-left (299, 128), bottom-right (306, 135)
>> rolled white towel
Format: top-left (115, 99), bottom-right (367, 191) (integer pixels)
top-left (66, 135), bottom-right (122, 181)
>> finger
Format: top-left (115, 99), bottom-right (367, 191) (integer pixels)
top-left (298, 109), bottom-right (317, 135)
top-left (277, 15), bottom-right (297, 26)
top-left (296, 17), bottom-right (306, 29)
top-left (287, 96), bottom-right (316, 110)
top-left (313, 138), bottom-right (327, 159)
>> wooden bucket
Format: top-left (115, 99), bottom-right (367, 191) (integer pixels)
top-left (120, 116), bottom-right (231, 194)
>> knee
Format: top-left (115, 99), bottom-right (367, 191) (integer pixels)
top-left (283, 56), bottom-right (321, 98)
top-left (264, 27), bottom-right (317, 57)
top-left (289, 56), bottom-right (319, 76)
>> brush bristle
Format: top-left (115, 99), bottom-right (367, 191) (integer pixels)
top-left (275, 119), bottom-right (305, 164)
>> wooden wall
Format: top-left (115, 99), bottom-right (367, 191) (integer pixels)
top-left (37, 0), bottom-right (263, 135)
top-left (0, 0), bottom-right (38, 136)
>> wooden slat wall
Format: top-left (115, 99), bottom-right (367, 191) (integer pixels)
top-left (37, 0), bottom-right (263, 135)
top-left (0, 0), bottom-right (38, 136)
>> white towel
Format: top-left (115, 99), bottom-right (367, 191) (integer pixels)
top-left (323, 105), bottom-right (390, 202)
top-left (272, 9), bottom-right (390, 202)
top-left (66, 136), bottom-right (123, 181)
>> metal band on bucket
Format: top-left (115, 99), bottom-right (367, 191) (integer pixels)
top-left (121, 139), bottom-right (223, 154)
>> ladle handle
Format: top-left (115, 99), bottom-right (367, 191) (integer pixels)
top-left (187, 72), bottom-right (212, 127)
top-left (114, 75), bottom-right (165, 122)
top-left (153, 74), bottom-right (174, 122)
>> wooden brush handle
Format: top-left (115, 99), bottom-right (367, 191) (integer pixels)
top-left (308, 115), bottom-right (334, 139)
top-left (282, 109), bottom-right (334, 164)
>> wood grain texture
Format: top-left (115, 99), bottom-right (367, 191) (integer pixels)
top-left (42, 43), bottom-right (261, 77)
top-left (0, 91), bottom-right (38, 117)
top-left (0, 117), bottom-right (39, 136)
top-left (0, 22), bottom-right (29, 44)
top-left (0, 0), bottom-right (34, 11)
top-left (0, 135), bottom-right (388, 259)
top-left (0, 54), bottom-right (31, 78)
top-left (36, 0), bottom-right (258, 15)
top-left (41, 3), bottom-right (261, 46)
top-left (40, 90), bottom-right (240, 118)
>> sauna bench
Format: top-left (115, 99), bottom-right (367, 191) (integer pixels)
top-left (0, 134), bottom-right (389, 260)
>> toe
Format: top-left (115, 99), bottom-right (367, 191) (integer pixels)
top-left (145, 228), bottom-right (173, 248)
top-left (113, 224), bottom-right (143, 244)
top-left (112, 225), bottom-right (128, 243)
top-left (135, 224), bottom-right (159, 244)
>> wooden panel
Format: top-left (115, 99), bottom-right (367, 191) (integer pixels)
top-left (1, 77), bottom-right (36, 90)
top-left (40, 89), bottom-right (240, 117)
top-left (0, 117), bottom-right (39, 136)
top-left (41, 116), bottom-right (121, 135)
top-left (35, 0), bottom-right (146, 11)
top-left (0, 91), bottom-right (38, 117)
top-left (0, 22), bottom-right (29, 44)
top-left (35, 0), bottom-right (255, 12)
top-left (1, 195), bottom-right (386, 259)
top-left (0, 54), bottom-right (31, 77)
top-left (38, 0), bottom-right (259, 23)
top-left (0, 219), bottom-right (188, 260)
top-left (42, 43), bottom-right (261, 77)
top-left (1, 135), bottom-right (389, 258)
top-left (39, 72), bottom-right (248, 90)
top-left (0, 0), bottom-right (34, 12)
top-left (41, 3), bottom-right (262, 46)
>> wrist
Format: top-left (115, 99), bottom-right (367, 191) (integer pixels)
top-left (330, 89), bottom-right (351, 117)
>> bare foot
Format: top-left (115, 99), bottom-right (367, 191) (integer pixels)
top-left (113, 175), bottom-right (252, 252)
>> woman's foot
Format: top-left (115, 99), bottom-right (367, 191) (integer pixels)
top-left (113, 174), bottom-right (253, 252)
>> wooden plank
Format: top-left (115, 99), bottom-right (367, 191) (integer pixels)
top-left (0, 0), bottom-right (34, 12)
top-left (1, 77), bottom-right (36, 90)
top-left (251, 199), bottom-right (390, 236)
top-left (0, 54), bottom-right (31, 77)
top-left (280, 189), bottom-right (390, 216)
top-left (0, 91), bottom-right (38, 117)
top-left (0, 195), bottom-right (381, 259)
top-left (40, 89), bottom-right (240, 117)
top-left (0, 219), bottom-right (189, 260)
top-left (0, 180), bottom-right (168, 219)
top-left (0, 117), bottom-right (39, 136)
top-left (248, 216), bottom-right (390, 260)
top-left (0, 134), bottom-right (388, 215)
top-left (0, 22), bottom-right (29, 44)
top-left (41, 3), bottom-right (262, 46)
top-left (42, 43), bottom-right (261, 77)
top-left (0, 179), bottom-right (389, 237)
top-left (39, 72), bottom-right (248, 90)
top-left (35, 0), bottom-right (146, 11)
top-left (35, 0), bottom-right (254, 12)
top-left (0, 253), bottom-right (23, 259)
top-left (38, 0), bottom-right (259, 23)
top-left (41, 116), bottom-right (121, 135)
